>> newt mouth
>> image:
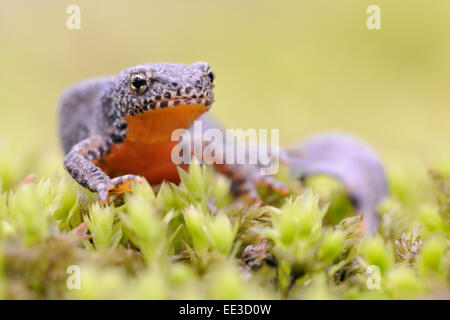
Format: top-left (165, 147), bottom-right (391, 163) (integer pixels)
top-left (136, 97), bottom-right (214, 113)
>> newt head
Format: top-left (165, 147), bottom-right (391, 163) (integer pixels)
top-left (104, 62), bottom-right (215, 144)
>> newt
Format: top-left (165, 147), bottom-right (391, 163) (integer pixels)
top-left (59, 62), bottom-right (388, 234)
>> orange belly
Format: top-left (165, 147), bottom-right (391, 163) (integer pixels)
top-left (97, 140), bottom-right (187, 184)
top-left (97, 102), bottom-right (208, 184)
top-left (96, 103), bottom-right (208, 184)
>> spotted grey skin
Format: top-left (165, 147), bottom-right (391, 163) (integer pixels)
top-left (60, 62), bottom-right (214, 153)
top-left (59, 62), bottom-right (215, 201)
top-left (101, 62), bottom-right (214, 144)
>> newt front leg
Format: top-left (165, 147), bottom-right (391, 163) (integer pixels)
top-left (60, 63), bottom-right (216, 203)
top-left (63, 135), bottom-right (141, 203)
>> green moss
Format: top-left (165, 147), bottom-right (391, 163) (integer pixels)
top-left (0, 156), bottom-right (448, 300)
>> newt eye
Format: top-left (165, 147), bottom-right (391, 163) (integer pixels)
top-left (130, 73), bottom-right (148, 94)
top-left (207, 70), bottom-right (215, 84)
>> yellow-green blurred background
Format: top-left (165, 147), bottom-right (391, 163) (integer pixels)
top-left (1, 0), bottom-right (449, 188)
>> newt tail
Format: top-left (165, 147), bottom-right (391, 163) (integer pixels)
top-left (287, 132), bottom-right (389, 235)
